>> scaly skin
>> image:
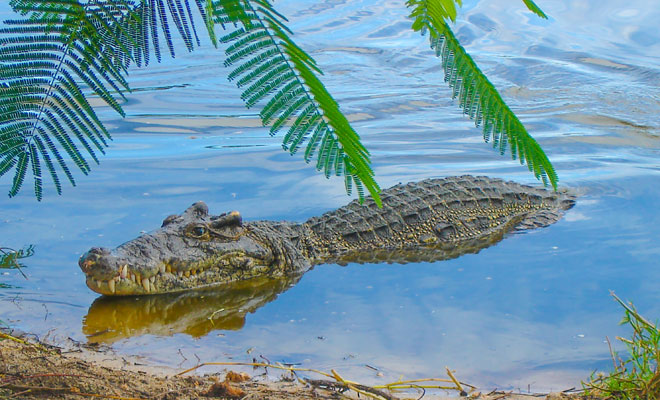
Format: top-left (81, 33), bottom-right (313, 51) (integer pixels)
top-left (79, 176), bottom-right (575, 295)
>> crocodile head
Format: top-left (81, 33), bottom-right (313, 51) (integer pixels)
top-left (79, 202), bottom-right (276, 295)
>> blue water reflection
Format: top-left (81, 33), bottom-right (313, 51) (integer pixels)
top-left (1, 0), bottom-right (659, 392)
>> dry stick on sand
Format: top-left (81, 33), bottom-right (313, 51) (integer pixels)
top-left (0, 331), bottom-right (146, 400)
top-left (177, 361), bottom-right (476, 399)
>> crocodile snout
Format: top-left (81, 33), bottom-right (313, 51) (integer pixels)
top-left (79, 247), bottom-right (117, 279)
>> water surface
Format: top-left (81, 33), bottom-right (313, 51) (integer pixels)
top-left (1, 0), bottom-right (659, 392)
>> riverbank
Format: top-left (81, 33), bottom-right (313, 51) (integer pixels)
top-left (0, 329), bottom-right (592, 400)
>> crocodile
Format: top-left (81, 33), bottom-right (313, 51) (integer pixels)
top-left (79, 175), bottom-right (575, 296)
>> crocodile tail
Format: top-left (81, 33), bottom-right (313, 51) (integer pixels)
top-left (515, 190), bottom-right (576, 231)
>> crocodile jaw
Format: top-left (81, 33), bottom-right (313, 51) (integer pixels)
top-left (79, 235), bottom-right (275, 296)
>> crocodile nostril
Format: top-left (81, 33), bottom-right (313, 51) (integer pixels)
top-left (79, 247), bottom-right (113, 274)
top-left (89, 247), bottom-right (111, 256)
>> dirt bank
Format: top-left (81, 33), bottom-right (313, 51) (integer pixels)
top-left (0, 330), bottom-right (592, 400)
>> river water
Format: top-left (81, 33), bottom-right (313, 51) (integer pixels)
top-left (1, 0), bottom-right (659, 393)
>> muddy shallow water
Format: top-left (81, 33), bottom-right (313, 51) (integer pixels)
top-left (1, 0), bottom-right (659, 393)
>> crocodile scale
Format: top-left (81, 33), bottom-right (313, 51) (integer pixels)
top-left (79, 176), bottom-right (575, 295)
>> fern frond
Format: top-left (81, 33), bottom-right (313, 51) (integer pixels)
top-left (9, 152), bottom-right (28, 198)
top-left (521, 0), bottom-right (548, 19)
top-left (407, 0), bottom-right (557, 188)
top-left (283, 105), bottom-right (320, 151)
top-left (33, 135), bottom-right (61, 194)
top-left (213, 0), bottom-right (380, 204)
top-left (1, 0), bottom-right (213, 199)
top-left (0, 2), bottom-right (132, 197)
top-left (243, 70), bottom-right (297, 108)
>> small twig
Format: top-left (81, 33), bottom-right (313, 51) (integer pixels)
top-left (0, 331), bottom-right (29, 345)
top-left (177, 361), bottom-right (334, 380)
top-left (375, 377), bottom-right (471, 390)
top-left (445, 366), bottom-right (465, 393)
top-left (611, 292), bottom-right (656, 330)
top-left (606, 336), bottom-right (618, 371)
top-left (177, 348), bottom-right (188, 368)
top-left (207, 308), bottom-right (225, 324)
top-left (177, 360), bottom-right (474, 399)
top-left (259, 354), bottom-right (271, 364)
top-left (8, 388), bottom-right (32, 398)
top-left (308, 378), bottom-right (394, 400)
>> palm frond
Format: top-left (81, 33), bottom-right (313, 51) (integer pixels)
top-left (407, 0), bottom-right (557, 188)
top-left (0, 0), bottom-right (207, 199)
top-left (1, 0), bottom-right (555, 202)
top-left (210, 0), bottom-right (381, 204)
top-left (521, 0), bottom-right (548, 19)
top-left (0, 1), bottom-right (132, 199)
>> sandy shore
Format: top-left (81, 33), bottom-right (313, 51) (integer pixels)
top-left (0, 329), bottom-right (592, 400)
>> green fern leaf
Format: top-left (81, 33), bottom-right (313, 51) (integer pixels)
top-left (259, 82), bottom-right (303, 123)
top-left (283, 105), bottom-right (320, 152)
top-left (226, 47), bottom-right (279, 80)
top-left (38, 129), bottom-right (76, 187)
top-left (407, 0), bottom-right (557, 188)
top-left (240, 62), bottom-right (288, 93)
top-left (213, 0), bottom-right (380, 204)
top-left (303, 123), bottom-right (327, 163)
top-left (1, 0), bottom-right (212, 199)
top-left (33, 135), bottom-right (61, 194)
top-left (235, 55), bottom-right (285, 87)
top-left (223, 38), bottom-right (275, 67)
top-left (270, 96), bottom-right (307, 134)
top-left (243, 70), bottom-right (296, 107)
top-left (9, 152), bottom-right (28, 198)
top-left (28, 143), bottom-right (42, 200)
top-left (211, 0), bottom-right (256, 26)
top-left (223, 30), bottom-right (269, 54)
top-left (0, 156), bottom-right (18, 179)
top-left (521, 0), bottom-right (548, 19)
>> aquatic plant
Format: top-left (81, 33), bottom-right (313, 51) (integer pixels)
top-left (0, 245), bottom-right (33, 290)
top-left (584, 293), bottom-right (660, 399)
top-left (0, 0), bottom-right (555, 202)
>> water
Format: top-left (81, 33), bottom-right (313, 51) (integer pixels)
top-left (1, 0), bottom-right (659, 392)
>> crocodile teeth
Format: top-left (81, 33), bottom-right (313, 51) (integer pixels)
top-left (129, 273), bottom-right (136, 283)
top-left (159, 264), bottom-right (166, 274)
top-left (108, 279), bottom-right (116, 294)
top-left (141, 278), bottom-right (150, 293)
top-left (149, 276), bottom-right (155, 284)
top-left (119, 264), bottom-right (128, 279)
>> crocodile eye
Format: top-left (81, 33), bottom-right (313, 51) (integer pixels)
top-left (190, 226), bottom-right (207, 237)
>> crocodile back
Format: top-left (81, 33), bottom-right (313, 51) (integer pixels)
top-left (303, 175), bottom-right (575, 265)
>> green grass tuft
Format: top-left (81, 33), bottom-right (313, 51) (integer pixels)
top-left (584, 292), bottom-right (660, 400)
top-left (0, 245), bottom-right (33, 287)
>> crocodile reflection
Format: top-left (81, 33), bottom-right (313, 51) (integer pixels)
top-left (82, 275), bottom-right (302, 343)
